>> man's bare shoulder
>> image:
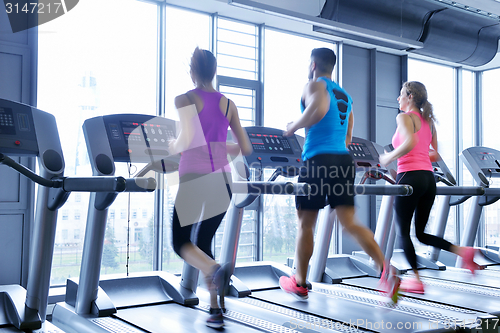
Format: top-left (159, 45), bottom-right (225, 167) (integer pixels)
top-left (303, 80), bottom-right (327, 97)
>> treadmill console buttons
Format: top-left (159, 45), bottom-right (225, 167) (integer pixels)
top-left (0, 107), bottom-right (16, 135)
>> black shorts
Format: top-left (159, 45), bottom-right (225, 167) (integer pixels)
top-left (296, 153), bottom-right (355, 210)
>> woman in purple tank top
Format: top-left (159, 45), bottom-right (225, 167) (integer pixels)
top-left (379, 81), bottom-right (481, 294)
top-left (167, 48), bottom-right (252, 328)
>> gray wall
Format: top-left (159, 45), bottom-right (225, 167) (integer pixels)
top-left (0, 8), bottom-right (37, 287)
top-left (339, 44), bottom-right (403, 255)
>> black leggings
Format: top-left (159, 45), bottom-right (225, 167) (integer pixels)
top-left (172, 208), bottom-right (226, 259)
top-left (171, 173), bottom-right (232, 259)
top-left (395, 170), bottom-right (452, 270)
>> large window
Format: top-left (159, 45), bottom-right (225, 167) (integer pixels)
top-left (164, 7), bottom-right (210, 120)
top-left (214, 18), bottom-right (260, 262)
top-left (408, 59), bottom-right (456, 248)
top-left (216, 18), bottom-right (258, 80)
top-left (161, 7), bottom-right (211, 273)
top-left (262, 29), bottom-right (333, 262)
top-left (38, 0), bottom-right (157, 285)
top-left (482, 69), bottom-right (500, 247)
top-left (264, 29), bottom-right (333, 136)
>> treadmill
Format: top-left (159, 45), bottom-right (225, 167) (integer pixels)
top-left (0, 99), bottom-right (152, 332)
top-left (320, 140), bottom-right (500, 328)
top-left (51, 115), bottom-right (309, 333)
top-left (393, 149), bottom-right (500, 288)
top-left (218, 130), bottom-right (477, 333)
top-left (458, 146), bottom-right (500, 268)
top-left (304, 137), bottom-right (496, 332)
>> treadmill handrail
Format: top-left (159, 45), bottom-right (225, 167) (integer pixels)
top-left (354, 184), bottom-right (412, 196)
top-left (435, 186), bottom-right (485, 196)
top-left (232, 181), bottom-right (310, 196)
top-left (0, 153), bottom-right (55, 188)
top-left (483, 187), bottom-right (500, 196)
top-left (0, 152), bottom-right (156, 193)
top-left (436, 174), bottom-right (455, 187)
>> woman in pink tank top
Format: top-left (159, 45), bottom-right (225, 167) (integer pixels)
top-left (379, 81), bottom-right (480, 294)
top-left (168, 48), bottom-right (252, 328)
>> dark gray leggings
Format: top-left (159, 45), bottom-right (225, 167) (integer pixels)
top-left (395, 170), bottom-right (452, 270)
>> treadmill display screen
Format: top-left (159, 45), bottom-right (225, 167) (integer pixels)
top-left (348, 142), bottom-right (374, 161)
top-left (116, 121), bottom-right (175, 146)
top-left (250, 137), bottom-right (264, 145)
top-left (477, 151), bottom-right (496, 162)
top-left (248, 133), bottom-right (294, 155)
top-left (0, 107), bottom-right (15, 135)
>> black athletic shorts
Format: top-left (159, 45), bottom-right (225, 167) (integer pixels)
top-left (296, 153), bottom-right (355, 210)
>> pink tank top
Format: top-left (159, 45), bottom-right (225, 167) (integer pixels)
top-left (178, 89), bottom-right (231, 176)
top-left (392, 110), bottom-right (433, 173)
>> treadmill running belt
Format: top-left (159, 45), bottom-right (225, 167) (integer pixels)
top-left (251, 289), bottom-right (453, 332)
top-left (115, 303), bottom-right (268, 333)
top-left (342, 277), bottom-right (500, 318)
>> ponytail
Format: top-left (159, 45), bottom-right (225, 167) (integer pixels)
top-left (403, 81), bottom-right (437, 124)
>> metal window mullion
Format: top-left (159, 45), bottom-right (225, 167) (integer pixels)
top-left (218, 27), bottom-right (258, 37)
top-left (218, 93), bottom-right (255, 99)
top-left (217, 75), bottom-right (260, 90)
top-left (218, 52), bottom-right (257, 62)
top-left (218, 40), bottom-right (257, 50)
top-left (475, 71), bottom-right (482, 147)
top-left (218, 66), bottom-right (257, 74)
top-left (338, 42), bottom-right (344, 86)
top-left (210, 13), bottom-right (216, 55)
top-left (255, 23), bottom-right (264, 261)
top-left (455, 67), bottom-right (462, 244)
top-left (153, 2), bottom-right (167, 272)
top-left (369, 49), bottom-right (377, 229)
top-left (475, 71), bottom-right (484, 247)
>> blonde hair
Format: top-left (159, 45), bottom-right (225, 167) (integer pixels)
top-left (403, 81), bottom-right (436, 124)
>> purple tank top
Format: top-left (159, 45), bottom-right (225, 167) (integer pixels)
top-left (178, 89), bottom-right (231, 176)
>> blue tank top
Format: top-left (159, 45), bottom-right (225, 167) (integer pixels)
top-left (301, 77), bottom-right (353, 160)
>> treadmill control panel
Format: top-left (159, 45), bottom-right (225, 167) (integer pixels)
top-left (351, 138), bottom-right (398, 182)
top-left (349, 137), bottom-right (384, 169)
top-left (461, 146), bottom-right (500, 186)
top-left (85, 114), bottom-right (180, 169)
top-left (349, 141), bottom-right (375, 161)
top-left (0, 106), bottom-right (16, 134)
top-left (241, 126), bottom-right (303, 170)
top-left (249, 133), bottom-right (294, 155)
top-left (111, 120), bottom-right (176, 146)
top-left (0, 99), bottom-right (39, 155)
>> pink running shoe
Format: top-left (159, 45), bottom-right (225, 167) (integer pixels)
top-left (460, 247), bottom-right (481, 275)
top-left (378, 263), bottom-right (401, 304)
top-left (400, 277), bottom-right (424, 294)
top-left (279, 275), bottom-right (308, 301)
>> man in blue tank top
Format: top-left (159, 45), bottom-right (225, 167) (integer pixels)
top-left (280, 48), bottom-right (399, 302)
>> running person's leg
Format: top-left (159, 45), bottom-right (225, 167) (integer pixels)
top-left (336, 206), bottom-right (384, 271)
top-left (295, 209), bottom-right (319, 286)
top-left (394, 172), bottom-right (421, 274)
top-left (329, 154), bottom-right (399, 300)
top-left (279, 156), bottom-right (325, 300)
top-left (413, 172), bottom-right (452, 250)
top-left (413, 171), bottom-right (481, 273)
top-left (394, 171), bottom-right (427, 293)
top-left (173, 174), bottom-right (218, 277)
top-left (197, 175), bottom-right (233, 312)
